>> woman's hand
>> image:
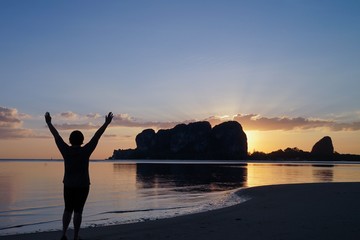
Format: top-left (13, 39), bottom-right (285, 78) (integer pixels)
top-left (105, 112), bottom-right (113, 125)
top-left (45, 112), bottom-right (52, 124)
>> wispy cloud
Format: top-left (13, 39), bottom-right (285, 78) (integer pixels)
top-left (110, 113), bottom-right (360, 132)
top-left (0, 106), bottom-right (39, 139)
top-left (103, 134), bottom-right (117, 138)
top-left (233, 114), bottom-right (330, 131)
top-left (59, 111), bottom-right (79, 120)
top-left (47, 113), bottom-right (183, 130)
top-left (57, 112), bottom-right (102, 120)
top-left (111, 114), bottom-right (188, 129)
top-left (86, 113), bottom-right (102, 119)
top-left (51, 112), bottom-right (106, 130)
top-left (53, 123), bottom-right (100, 130)
top-left (206, 114), bottom-right (360, 131)
top-left (1, 107), bottom-right (360, 140)
top-left (329, 121), bottom-right (360, 131)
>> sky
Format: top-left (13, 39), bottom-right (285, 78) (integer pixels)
top-left (1, 0), bottom-right (360, 159)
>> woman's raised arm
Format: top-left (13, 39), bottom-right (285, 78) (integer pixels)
top-left (45, 112), bottom-right (61, 139)
top-left (92, 112), bottom-right (113, 140)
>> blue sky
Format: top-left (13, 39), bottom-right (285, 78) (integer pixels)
top-left (1, 1), bottom-right (360, 158)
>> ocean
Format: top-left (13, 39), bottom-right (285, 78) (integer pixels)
top-left (1, 160), bottom-right (360, 236)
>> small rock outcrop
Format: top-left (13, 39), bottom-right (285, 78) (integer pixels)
top-left (311, 136), bottom-right (334, 159)
top-left (112, 121), bottom-right (248, 160)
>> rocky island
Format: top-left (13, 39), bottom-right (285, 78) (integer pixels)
top-left (111, 121), bottom-right (360, 161)
top-left (112, 121), bottom-right (248, 160)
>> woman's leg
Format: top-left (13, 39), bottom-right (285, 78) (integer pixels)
top-left (62, 186), bottom-right (75, 239)
top-left (62, 210), bottom-right (72, 237)
top-left (73, 186), bottom-right (90, 240)
top-left (73, 212), bottom-right (82, 240)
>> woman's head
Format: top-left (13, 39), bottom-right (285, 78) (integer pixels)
top-left (69, 130), bottom-right (84, 146)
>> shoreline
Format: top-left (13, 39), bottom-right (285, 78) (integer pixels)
top-left (1, 182), bottom-right (360, 240)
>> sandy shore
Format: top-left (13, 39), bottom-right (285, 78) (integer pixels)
top-left (1, 182), bottom-right (360, 240)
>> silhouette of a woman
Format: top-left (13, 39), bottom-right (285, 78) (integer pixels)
top-left (45, 112), bottom-right (113, 240)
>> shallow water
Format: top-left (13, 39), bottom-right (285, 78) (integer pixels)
top-left (1, 160), bottom-right (360, 235)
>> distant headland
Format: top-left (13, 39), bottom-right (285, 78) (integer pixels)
top-left (111, 121), bottom-right (360, 161)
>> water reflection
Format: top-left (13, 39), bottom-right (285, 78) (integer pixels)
top-left (2, 161), bottom-right (360, 235)
top-left (246, 163), bottom-right (340, 187)
top-left (112, 163), bottom-right (137, 188)
top-left (0, 175), bottom-right (14, 211)
top-left (135, 163), bottom-right (247, 192)
top-left (312, 164), bottom-right (334, 182)
top-left (113, 163), bottom-right (137, 174)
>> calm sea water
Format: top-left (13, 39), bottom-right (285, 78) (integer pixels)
top-left (1, 160), bottom-right (360, 236)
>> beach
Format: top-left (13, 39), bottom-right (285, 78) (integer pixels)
top-left (1, 182), bottom-right (359, 240)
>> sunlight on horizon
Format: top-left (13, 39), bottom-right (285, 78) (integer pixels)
top-left (244, 130), bottom-right (259, 153)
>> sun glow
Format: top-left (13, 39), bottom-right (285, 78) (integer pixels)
top-left (245, 130), bottom-right (260, 154)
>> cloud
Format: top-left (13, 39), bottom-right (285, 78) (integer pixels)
top-left (50, 110), bottom-right (360, 133)
top-left (46, 112), bottom-right (191, 130)
top-left (103, 134), bottom-right (117, 138)
top-left (0, 107), bottom-right (21, 126)
top-left (2, 107), bottom-right (359, 141)
top-left (47, 112), bottom-right (191, 130)
top-left (203, 116), bottom-right (227, 127)
top-left (51, 112), bottom-right (103, 130)
top-left (65, 112), bottom-right (360, 132)
top-left (53, 123), bottom-right (100, 130)
top-left (111, 114), bottom-right (186, 129)
top-left (0, 106), bottom-right (38, 139)
top-left (58, 112), bottom-right (101, 121)
top-left (326, 111), bottom-right (360, 123)
top-left (60, 111), bottom-right (79, 119)
top-left (329, 121), bottom-right (360, 131)
top-left (206, 114), bottom-right (360, 131)
top-left (86, 113), bottom-right (102, 119)
top-left (233, 114), bottom-right (331, 131)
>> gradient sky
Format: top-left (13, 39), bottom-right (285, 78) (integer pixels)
top-left (1, 0), bottom-right (359, 159)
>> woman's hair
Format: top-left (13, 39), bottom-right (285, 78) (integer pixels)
top-left (69, 130), bottom-right (84, 146)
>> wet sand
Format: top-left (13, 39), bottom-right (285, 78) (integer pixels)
top-left (1, 182), bottom-right (360, 240)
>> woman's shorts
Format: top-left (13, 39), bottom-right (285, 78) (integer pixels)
top-left (63, 186), bottom-right (90, 213)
